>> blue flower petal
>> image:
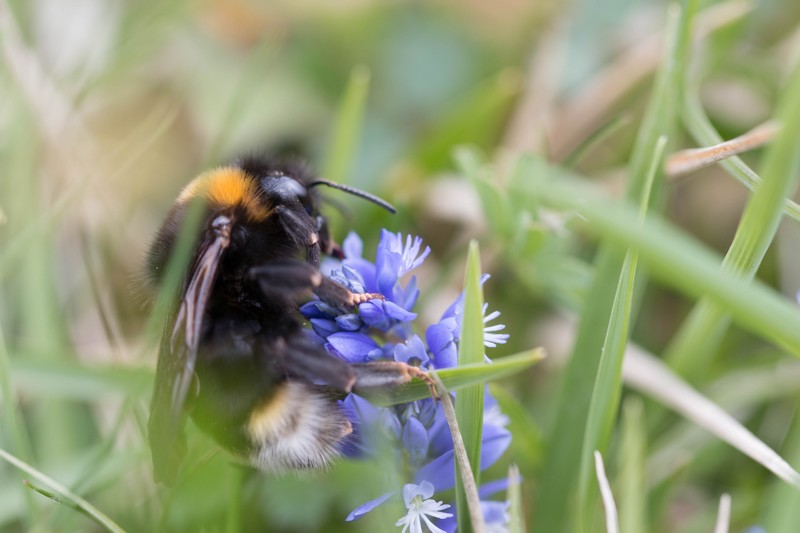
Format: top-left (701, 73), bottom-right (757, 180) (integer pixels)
top-left (344, 257), bottom-right (377, 292)
top-left (342, 264), bottom-right (367, 289)
top-left (342, 233), bottom-right (378, 292)
top-left (379, 409), bottom-right (402, 439)
top-left (310, 318), bottom-right (339, 338)
top-left (299, 300), bottom-right (326, 319)
top-left (414, 423), bottom-right (512, 490)
top-left (376, 251), bottom-right (403, 297)
top-left (341, 393), bottom-right (380, 426)
top-left (359, 300), bottom-right (415, 331)
top-left (416, 399), bottom-right (439, 428)
top-left (413, 450), bottom-right (453, 490)
top-left (394, 335), bottom-right (429, 366)
top-left (367, 347), bottom-right (387, 361)
top-left (402, 480), bottom-right (435, 506)
top-left (482, 500), bottom-right (510, 526)
top-left (343, 232), bottom-right (364, 259)
top-left (426, 322), bottom-right (457, 369)
top-left (401, 416), bottom-right (429, 464)
top-left (382, 300), bottom-right (417, 321)
top-left (391, 275), bottom-right (420, 311)
top-left (437, 513), bottom-right (457, 533)
top-left (478, 478), bottom-right (511, 499)
top-left (358, 302), bottom-right (386, 330)
top-left (335, 313), bottom-right (363, 331)
top-left (339, 394), bottom-right (383, 458)
top-left (327, 332), bottom-right (379, 363)
top-left (329, 269), bottom-right (359, 293)
top-left (346, 491), bottom-right (395, 521)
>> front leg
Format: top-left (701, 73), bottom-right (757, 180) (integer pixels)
top-left (249, 260), bottom-right (382, 311)
top-left (278, 337), bottom-right (436, 400)
top-left (314, 275), bottom-right (383, 312)
top-left (274, 205), bottom-right (321, 267)
top-left (249, 261), bottom-right (321, 305)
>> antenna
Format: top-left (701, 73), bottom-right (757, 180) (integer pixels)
top-left (309, 179), bottom-right (396, 214)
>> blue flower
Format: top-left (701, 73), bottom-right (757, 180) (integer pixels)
top-left (425, 319), bottom-right (458, 369)
top-left (394, 481), bottom-right (452, 533)
top-left (303, 230), bottom-right (511, 531)
top-left (395, 335), bottom-right (430, 366)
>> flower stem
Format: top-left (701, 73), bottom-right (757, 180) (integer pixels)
top-left (432, 373), bottom-right (486, 533)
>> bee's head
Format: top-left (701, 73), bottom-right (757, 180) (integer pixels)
top-left (145, 157), bottom-right (395, 285)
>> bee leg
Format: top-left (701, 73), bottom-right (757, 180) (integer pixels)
top-left (249, 261), bottom-right (322, 303)
top-left (280, 335), bottom-right (357, 392)
top-left (249, 261), bottom-right (381, 308)
top-left (313, 275), bottom-right (384, 312)
top-left (273, 205), bottom-right (322, 267)
top-left (279, 338), bottom-right (437, 399)
top-left (350, 362), bottom-right (439, 399)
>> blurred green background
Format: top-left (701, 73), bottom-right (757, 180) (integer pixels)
top-left (2, 0), bottom-right (800, 531)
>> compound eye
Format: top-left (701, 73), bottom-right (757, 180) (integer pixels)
top-left (231, 225), bottom-right (248, 247)
top-left (262, 175), bottom-right (307, 203)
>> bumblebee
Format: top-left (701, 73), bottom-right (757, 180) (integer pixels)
top-left (146, 156), bottom-right (431, 485)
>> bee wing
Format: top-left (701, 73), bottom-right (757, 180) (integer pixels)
top-left (148, 228), bottom-right (230, 485)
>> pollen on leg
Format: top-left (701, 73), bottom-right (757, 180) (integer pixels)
top-left (350, 292), bottom-right (384, 305)
top-left (405, 366), bottom-right (439, 400)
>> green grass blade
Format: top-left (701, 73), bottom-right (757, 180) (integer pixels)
top-left (0, 447), bottom-right (126, 533)
top-left (682, 83), bottom-right (800, 223)
top-left (619, 398), bottom-right (648, 533)
top-left (761, 411), bottom-right (800, 533)
top-left (578, 249), bottom-right (637, 525)
top-left (623, 346), bottom-right (800, 489)
top-left (454, 241), bottom-right (486, 533)
top-left (646, 356), bottom-right (800, 486)
top-left (562, 114), bottom-right (631, 168)
top-left (665, 57), bottom-right (800, 376)
top-left (321, 65), bottom-right (371, 184)
top-left (577, 136), bottom-right (665, 523)
top-left (0, 327), bottom-right (34, 459)
top-left (9, 359), bottom-right (151, 400)
top-left (489, 383), bottom-right (544, 476)
top-left (0, 324), bottom-right (38, 525)
top-left (514, 163), bottom-right (800, 355)
top-left (371, 349), bottom-right (544, 406)
top-left (24, 481), bottom-right (115, 530)
top-left (532, 3), bottom-right (696, 528)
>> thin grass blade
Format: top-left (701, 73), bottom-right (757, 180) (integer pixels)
top-left (713, 494), bottom-right (732, 533)
top-left (513, 161), bottom-right (800, 356)
top-left (665, 48), bottom-right (800, 377)
top-left (454, 241), bottom-right (486, 533)
top-left (577, 136), bottom-right (665, 521)
top-left (0, 447), bottom-right (125, 533)
top-left (619, 399), bottom-right (648, 533)
top-left (623, 345), bottom-right (800, 489)
top-left (373, 349), bottom-right (544, 406)
top-left (594, 451), bottom-right (619, 533)
top-left (507, 464), bottom-right (526, 533)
